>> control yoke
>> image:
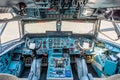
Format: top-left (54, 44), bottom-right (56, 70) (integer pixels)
top-left (26, 38), bottom-right (41, 57)
top-left (77, 41), bottom-right (94, 51)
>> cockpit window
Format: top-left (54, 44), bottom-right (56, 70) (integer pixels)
top-left (1, 21), bottom-right (20, 44)
top-left (0, 13), bottom-right (13, 19)
top-left (24, 21), bottom-right (94, 34)
top-left (98, 20), bottom-right (120, 44)
top-left (99, 20), bottom-right (117, 40)
top-left (24, 21), bottom-right (56, 33)
top-left (61, 21), bottom-right (94, 34)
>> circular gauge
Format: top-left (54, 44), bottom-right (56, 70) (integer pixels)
top-left (49, 39), bottom-right (52, 42)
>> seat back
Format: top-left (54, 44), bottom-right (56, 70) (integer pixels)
top-left (0, 73), bottom-right (18, 80)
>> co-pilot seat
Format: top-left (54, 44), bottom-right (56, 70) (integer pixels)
top-left (75, 58), bottom-right (93, 80)
top-left (75, 40), bottom-right (94, 80)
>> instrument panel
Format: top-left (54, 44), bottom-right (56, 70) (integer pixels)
top-left (23, 37), bottom-right (94, 55)
top-left (25, 0), bottom-right (81, 19)
top-left (47, 56), bottom-right (73, 80)
top-left (21, 36), bottom-right (95, 79)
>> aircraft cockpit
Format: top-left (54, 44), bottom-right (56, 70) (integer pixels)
top-left (0, 0), bottom-right (120, 80)
top-left (21, 19), bottom-right (96, 80)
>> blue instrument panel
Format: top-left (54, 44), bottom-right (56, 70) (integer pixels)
top-left (104, 43), bottom-right (120, 53)
top-left (21, 37), bottom-right (92, 80)
top-left (47, 54), bottom-right (73, 80)
top-left (23, 37), bottom-right (92, 55)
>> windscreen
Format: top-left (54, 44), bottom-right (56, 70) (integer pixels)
top-left (24, 21), bottom-right (94, 34)
top-left (98, 20), bottom-right (120, 44)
